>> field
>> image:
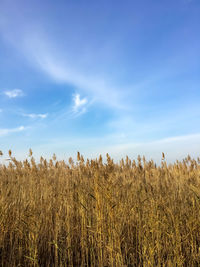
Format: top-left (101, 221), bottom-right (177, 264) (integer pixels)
top-left (0, 150), bottom-right (200, 266)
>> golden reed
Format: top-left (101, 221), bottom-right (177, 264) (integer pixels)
top-left (0, 150), bottom-right (200, 266)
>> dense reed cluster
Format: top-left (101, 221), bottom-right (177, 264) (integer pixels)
top-left (0, 150), bottom-right (200, 266)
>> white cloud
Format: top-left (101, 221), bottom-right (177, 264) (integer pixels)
top-left (4, 89), bottom-right (24, 98)
top-left (23, 113), bottom-right (48, 119)
top-left (0, 126), bottom-right (25, 137)
top-left (72, 94), bottom-right (87, 113)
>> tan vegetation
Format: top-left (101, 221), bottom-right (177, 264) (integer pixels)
top-left (0, 150), bottom-right (200, 266)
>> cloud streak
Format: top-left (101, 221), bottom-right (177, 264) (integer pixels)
top-left (22, 113), bottom-right (48, 119)
top-left (0, 126), bottom-right (25, 137)
top-left (99, 133), bottom-right (200, 163)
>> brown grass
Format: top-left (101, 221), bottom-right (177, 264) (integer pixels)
top-left (0, 150), bottom-right (200, 266)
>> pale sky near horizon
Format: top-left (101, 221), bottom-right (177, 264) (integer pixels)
top-left (0, 0), bottom-right (200, 163)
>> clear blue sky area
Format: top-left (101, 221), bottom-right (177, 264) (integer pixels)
top-left (0, 0), bottom-right (200, 162)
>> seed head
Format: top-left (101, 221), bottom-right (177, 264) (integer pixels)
top-left (8, 150), bottom-right (12, 157)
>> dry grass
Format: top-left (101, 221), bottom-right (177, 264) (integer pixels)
top-left (0, 150), bottom-right (200, 266)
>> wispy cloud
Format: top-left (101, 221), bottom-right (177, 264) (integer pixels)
top-left (99, 133), bottom-right (200, 163)
top-left (0, 25), bottom-right (128, 110)
top-left (4, 89), bottom-right (24, 98)
top-left (30, 44), bottom-right (126, 109)
top-left (0, 126), bottom-right (25, 137)
top-left (22, 113), bottom-right (48, 119)
top-left (28, 132), bottom-right (200, 164)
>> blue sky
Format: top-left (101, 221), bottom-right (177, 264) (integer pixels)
top-left (0, 0), bottom-right (200, 162)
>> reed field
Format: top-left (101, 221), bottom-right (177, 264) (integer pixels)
top-left (0, 150), bottom-right (200, 266)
